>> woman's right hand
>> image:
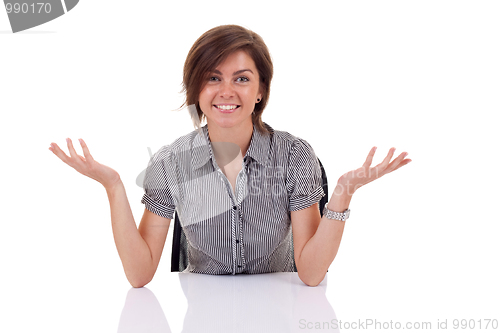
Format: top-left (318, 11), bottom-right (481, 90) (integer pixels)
top-left (49, 138), bottom-right (121, 190)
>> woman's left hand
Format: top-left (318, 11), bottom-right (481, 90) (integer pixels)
top-left (335, 147), bottom-right (411, 197)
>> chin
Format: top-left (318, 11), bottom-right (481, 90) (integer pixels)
top-left (212, 119), bottom-right (240, 129)
top-left (207, 115), bottom-right (253, 130)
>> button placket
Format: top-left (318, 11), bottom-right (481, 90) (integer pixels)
top-left (215, 168), bottom-right (238, 274)
top-left (232, 202), bottom-right (243, 272)
top-left (214, 160), bottom-right (248, 274)
top-left (235, 160), bottom-right (248, 272)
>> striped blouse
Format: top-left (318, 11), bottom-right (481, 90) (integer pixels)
top-left (141, 122), bottom-right (325, 275)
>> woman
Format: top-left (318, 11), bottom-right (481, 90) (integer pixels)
top-left (49, 25), bottom-right (411, 287)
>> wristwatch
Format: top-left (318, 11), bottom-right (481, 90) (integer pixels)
top-left (323, 206), bottom-right (350, 222)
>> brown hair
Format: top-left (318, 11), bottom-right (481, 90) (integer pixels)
top-left (181, 25), bottom-right (273, 135)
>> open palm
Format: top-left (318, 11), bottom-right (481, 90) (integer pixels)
top-left (336, 147), bottom-right (411, 196)
top-left (49, 138), bottom-right (121, 190)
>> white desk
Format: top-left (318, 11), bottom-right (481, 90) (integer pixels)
top-left (117, 272), bottom-right (338, 332)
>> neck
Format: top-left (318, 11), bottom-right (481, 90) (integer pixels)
top-left (206, 119), bottom-right (254, 157)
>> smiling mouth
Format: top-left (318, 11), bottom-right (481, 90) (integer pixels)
top-left (214, 104), bottom-right (241, 112)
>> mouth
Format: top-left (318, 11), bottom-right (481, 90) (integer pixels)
top-left (213, 104), bottom-right (241, 113)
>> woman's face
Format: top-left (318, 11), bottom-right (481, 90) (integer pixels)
top-left (198, 50), bottom-right (262, 132)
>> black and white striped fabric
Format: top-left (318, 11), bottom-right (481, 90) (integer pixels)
top-left (141, 122), bottom-right (325, 275)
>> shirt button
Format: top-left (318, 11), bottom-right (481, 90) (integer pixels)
top-left (236, 239), bottom-right (239, 243)
top-left (233, 205), bottom-right (237, 210)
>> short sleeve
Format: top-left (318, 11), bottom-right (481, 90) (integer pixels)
top-left (140, 145), bottom-right (177, 219)
top-left (286, 138), bottom-right (325, 211)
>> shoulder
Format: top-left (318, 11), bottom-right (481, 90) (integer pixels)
top-left (153, 128), bottom-right (201, 159)
top-left (266, 123), bottom-right (316, 155)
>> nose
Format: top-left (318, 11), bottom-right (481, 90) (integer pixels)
top-left (219, 80), bottom-right (235, 98)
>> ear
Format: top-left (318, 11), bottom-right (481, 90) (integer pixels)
top-left (256, 92), bottom-right (263, 103)
top-left (256, 84), bottom-right (264, 103)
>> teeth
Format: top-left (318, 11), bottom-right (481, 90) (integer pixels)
top-left (217, 105), bottom-right (238, 110)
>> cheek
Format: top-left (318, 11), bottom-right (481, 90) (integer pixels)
top-left (199, 87), bottom-right (216, 104)
top-left (243, 89), bottom-right (259, 103)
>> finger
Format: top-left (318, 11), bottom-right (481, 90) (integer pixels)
top-left (375, 147), bottom-right (395, 170)
top-left (393, 158), bottom-right (412, 172)
top-left (385, 152), bottom-right (408, 173)
top-left (49, 142), bottom-right (71, 164)
top-left (78, 138), bottom-right (95, 163)
top-left (66, 138), bottom-right (84, 163)
top-left (362, 146), bottom-right (377, 168)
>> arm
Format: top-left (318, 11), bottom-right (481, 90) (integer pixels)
top-left (292, 189), bottom-right (351, 287)
top-left (292, 147), bottom-right (411, 287)
top-left (49, 138), bottom-right (170, 288)
top-left (107, 180), bottom-right (171, 288)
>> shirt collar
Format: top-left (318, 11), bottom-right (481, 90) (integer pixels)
top-left (191, 123), bottom-right (273, 171)
top-left (245, 122), bottom-right (273, 167)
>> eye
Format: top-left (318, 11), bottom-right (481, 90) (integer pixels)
top-left (236, 76), bottom-right (249, 82)
top-left (209, 76), bottom-right (220, 81)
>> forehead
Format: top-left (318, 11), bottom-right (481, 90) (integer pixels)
top-left (215, 50), bottom-right (257, 72)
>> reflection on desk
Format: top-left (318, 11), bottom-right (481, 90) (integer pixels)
top-left (117, 272), bottom-right (338, 333)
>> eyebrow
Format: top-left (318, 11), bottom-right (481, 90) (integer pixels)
top-left (213, 69), bottom-right (254, 76)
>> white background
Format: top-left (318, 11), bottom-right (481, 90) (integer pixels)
top-left (1, 1), bottom-right (499, 332)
